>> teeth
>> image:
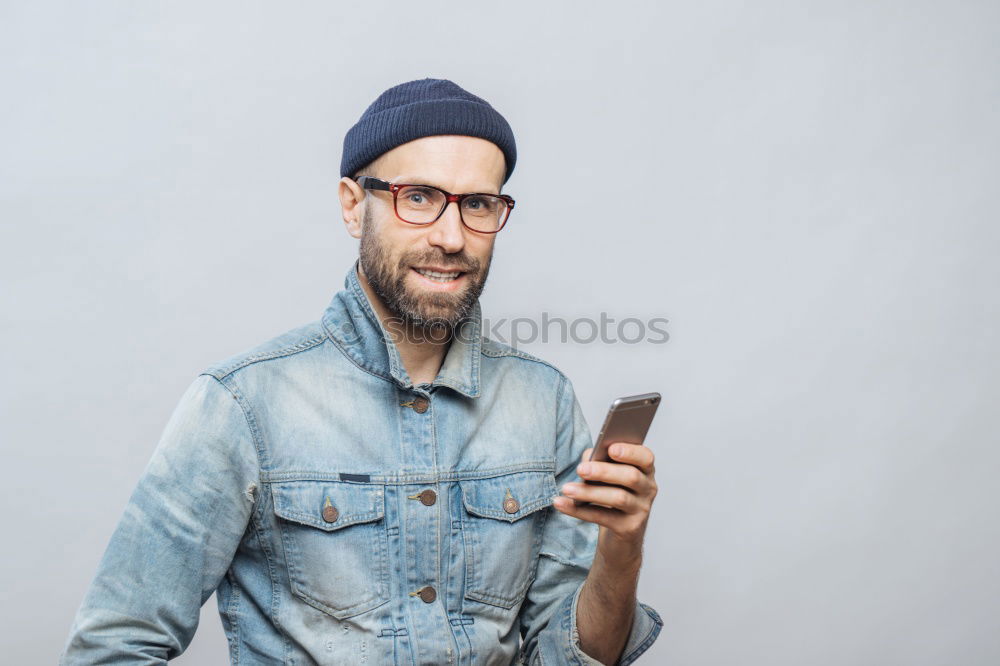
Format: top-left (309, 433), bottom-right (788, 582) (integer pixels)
top-left (415, 268), bottom-right (461, 282)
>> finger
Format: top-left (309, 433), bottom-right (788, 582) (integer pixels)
top-left (551, 495), bottom-right (622, 529)
top-left (576, 460), bottom-right (649, 493)
top-left (560, 481), bottom-right (641, 513)
top-left (607, 443), bottom-right (655, 473)
top-left (580, 447), bottom-right (593, 464)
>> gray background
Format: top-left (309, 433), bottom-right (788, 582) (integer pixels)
top-left (2, 1), bottom-right (998, 664)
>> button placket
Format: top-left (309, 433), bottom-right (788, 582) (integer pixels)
top-left (399, 390), bottom-right (439, 617)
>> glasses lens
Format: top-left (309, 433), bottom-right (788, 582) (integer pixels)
top-left (395, 185), bottom-right (447, 223)
top-left (461, 195), bottom-right (509, 232)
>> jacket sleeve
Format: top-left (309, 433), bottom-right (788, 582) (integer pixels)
top-left (518, 374), bottom-right (663, 665)
top-left (61, 373), bottom-right (260, 664)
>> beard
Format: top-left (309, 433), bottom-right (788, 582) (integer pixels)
top-left (358, 205), bottom-right (493, 332)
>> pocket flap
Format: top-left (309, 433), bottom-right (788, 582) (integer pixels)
top-left (272, 480), bottom-right (384, 531)
top-left (459, 471), bottom-right (557, 522)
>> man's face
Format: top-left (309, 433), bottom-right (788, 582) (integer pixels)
top-left (347, 135), bottom-right (506, 331)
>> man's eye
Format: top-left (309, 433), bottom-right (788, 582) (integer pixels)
top-left (402, 187), bottom-right (436, 206)
top-left (463, 196), bottom-right (495, 212)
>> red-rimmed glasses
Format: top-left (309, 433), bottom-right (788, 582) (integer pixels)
top-left (357, 176), bottom-right (515, 234)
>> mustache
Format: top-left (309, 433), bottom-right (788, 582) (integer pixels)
top-left (399, 253), bottom-right (481, 273)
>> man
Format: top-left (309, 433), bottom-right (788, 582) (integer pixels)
top-left (62, 78), bottom-right (663, 665)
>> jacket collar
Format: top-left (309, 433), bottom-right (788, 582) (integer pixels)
top-left (321, 259), bottom-right (482, 398)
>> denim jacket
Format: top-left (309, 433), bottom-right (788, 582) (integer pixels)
top-left (62, 261), bottom-right (662, 665)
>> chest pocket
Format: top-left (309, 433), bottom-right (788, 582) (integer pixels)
top-left (458, 470), bottom-right (557, 609)
top-left (271, 479), bottom-right (390, 620)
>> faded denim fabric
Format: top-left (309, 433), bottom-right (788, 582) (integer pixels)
top-left (62, 261), bottom-right (663, 665)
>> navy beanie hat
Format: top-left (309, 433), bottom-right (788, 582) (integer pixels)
top-left (340, 78), bottom-right (517, 184)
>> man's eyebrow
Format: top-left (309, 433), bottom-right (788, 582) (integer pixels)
top-left (392, 175), bottom-right (436, 187)
top-left (392, 175), bottom-right (500, 195)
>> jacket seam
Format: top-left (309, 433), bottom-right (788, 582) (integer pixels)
top-left (260, 462), bottom-right (556, 483)
top-left (202, 374), bottom-right (271, 471)
top-left (225, 570), bottom-right (242, 664)
top-left (248, 506), bottom-right (285, 642)
top-left (207, 333), bottom-right (329, 380)
top-left (480, 343), bottom-right (568, 379)
top-left (199, 374), bottom-right (266, 665)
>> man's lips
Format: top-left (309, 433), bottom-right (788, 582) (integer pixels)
top-left (412, 265), bottom-right (470, 273)
top-left (409, 266), bottom-right (469, 292)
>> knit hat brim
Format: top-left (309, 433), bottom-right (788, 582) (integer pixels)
top-left (340, 97), bottom-right (517, 183)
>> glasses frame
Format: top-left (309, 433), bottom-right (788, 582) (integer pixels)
top-left (356, 176), bottom-right (515, 234)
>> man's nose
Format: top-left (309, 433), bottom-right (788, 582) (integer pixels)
top-left (426, 200), bottom-right (466, 253)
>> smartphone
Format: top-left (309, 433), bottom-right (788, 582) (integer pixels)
top-left (575, 393), bottom-right (661, 504)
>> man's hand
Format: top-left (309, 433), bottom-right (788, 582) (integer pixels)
top-left (552, 442), bottom-right (658, 547)
top-left (551, 442), bottom-right (658, 664)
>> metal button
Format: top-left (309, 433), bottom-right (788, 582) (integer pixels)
top-left (418, 489), bottom-right (437, 506)
top-left (503, 488), bottom-right (519, 514)
top-left (417, 586), bottom-right (436, 603)
top-left (411, 397), bottom-right (429, 413)
top-left (322, 505), bottom-right (339, 523)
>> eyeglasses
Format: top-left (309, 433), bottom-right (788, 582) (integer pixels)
top-left (356, 176), bottom-right (515, 234)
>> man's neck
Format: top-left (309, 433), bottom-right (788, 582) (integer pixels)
top-left (356, 264), bottom-right (452, 387)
